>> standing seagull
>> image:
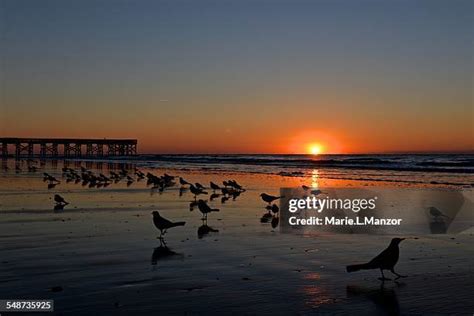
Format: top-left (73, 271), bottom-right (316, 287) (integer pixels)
top-left (179, 177), bottom-right (191, 186)
top-left (152, 211), bottom-right (186, 239)
top-left (197, 200), bottom-right (219, 219)
top-left (54, 194), bottom-right (69, 205)
top-left (190, 185), bottom-right (208, 199)
top-left (195, 182), bottom-right (206, 190)
top-left (210, 181), bottom-right (220, 191)
top-left (260, 193), bottom-right (284, 204)
top-left (346, 238), bottom-right (407, 281)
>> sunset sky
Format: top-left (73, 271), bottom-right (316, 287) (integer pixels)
top-left (1, 0), bottom-right (472, 154)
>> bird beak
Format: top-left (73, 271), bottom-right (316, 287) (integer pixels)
top-left (400, 238), bottom-right (406, 241)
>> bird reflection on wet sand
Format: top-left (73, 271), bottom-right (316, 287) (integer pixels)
top-left (197, 222), bottom-right (219, 239)
top-left (151, 246), bottom-right (180, 266)
top-left (53, 204), bottom-right (65, 212)
top-left (209, 193), bottom-right (220, 201)
top-left (346, 282), bottom-right (403, 316)
top-left (260, 202), bottom-right (279, 229)
top-left (47, 183), bottom-right (58, 189)
top-left (428, 206), bottom-right (451, 234)
top-left (179, 187), bottom-right (188, 197)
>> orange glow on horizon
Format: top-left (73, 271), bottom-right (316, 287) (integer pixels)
top-left (307, 143), bottom-right (324, 155)
top-left (286, 130), bottom-right (344, 154)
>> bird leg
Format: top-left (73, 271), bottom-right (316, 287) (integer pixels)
top-left (159, 236), bottom-right (167, 247)
top-left (390, 268), bottom-right (407, 279)
top-left (158, 229), bottom-right (166, 239)
top-left (378, 269), bottom-right (391, 281)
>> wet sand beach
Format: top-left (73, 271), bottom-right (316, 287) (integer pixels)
top-left (0, 159), bottom-right (473, 315)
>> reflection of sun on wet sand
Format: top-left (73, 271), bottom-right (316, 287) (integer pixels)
top-left (0, 159), bottom-right (473, 314)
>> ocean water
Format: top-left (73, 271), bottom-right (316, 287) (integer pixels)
top-left (113, 154), bottom-right (474, 187)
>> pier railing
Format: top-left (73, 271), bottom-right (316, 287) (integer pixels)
top-left (0, 138), bottom-right (137, 158)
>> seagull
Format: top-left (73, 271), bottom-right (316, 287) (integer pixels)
top-left (197, 200), bottom-right (219, 219)
top-left (179, 177), bottom-right (191, 186)
top-left (229, 180), bottom-right (244, 191)
top-left (54, 194), bottom-right (69, 205)
top-left (152, 211), bottom-right (186, 238)
top-left (260, 193), bottom-right (284, 204)
top-left (163, 173), bottom-right (175, 181)
top-left (190, 185), bottom-right (208, 199)
top-left (210, 181), bottom-right (220, 191)
top-left (44, 173), bottom-right (60, 183)
top-left (195, 182), bottom-right (206, 190)
top-left (346, 238), bottom-right (407, 281)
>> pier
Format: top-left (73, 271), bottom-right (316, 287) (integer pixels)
top-left (0, 138), bottom-right (137, 158)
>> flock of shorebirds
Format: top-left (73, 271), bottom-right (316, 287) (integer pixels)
top-left (44, 165), bottom-right (286, 243)
top-left (5, 163), bottom-right (296, 233)
top-left (5, 162), bottom-right (308, 235)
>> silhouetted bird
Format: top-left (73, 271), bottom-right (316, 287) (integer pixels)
top-left (231, 190), bottom-right (241, 200)
top-left (190, 185), bottom-right (208, 199)
top-left (99, 173), bottom-right (111, 182)
top-left (44, 173), bottom-right (60, 183)
top-left (228, 180), bottom-right (244, 191)
top-left (54, 194), bottom-right (69, 205)
top-left (210, 181), bottom-right (220, 191)
top-left (346, 238), bottom-right (407, 281)
top-left (302, 185), bottom-right (310, 191)
top-left (135, 170), bottom-right (145, 179)
top-left (260, 193), bottom-right (283, 204)
top-left (163, 173), bottom-right (175, 180)
top-left (195, 182), bottom-right (205, 190)
top-left (197, 200), bottom-right (219, 219)
top-left (429, 206), bottom-right (449, 219)
top-left (179, 177), bottom-right (191, 186)
top-left (152, 211), bottom-right (185, 238)
top-left (221, 187), bottom-right (232, 195)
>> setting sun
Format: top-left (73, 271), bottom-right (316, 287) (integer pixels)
top-left (307, 143), bottom-right (324, 155)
